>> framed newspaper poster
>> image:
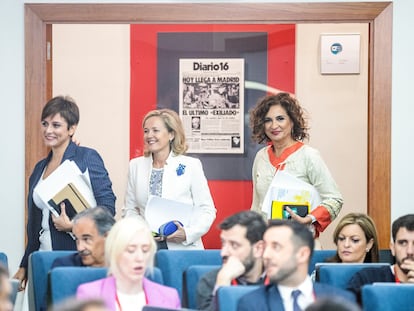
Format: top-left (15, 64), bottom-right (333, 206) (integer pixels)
top-left (179, 58), bottom-right (245, 154)
top-left (130, 24), bottom-right (295, 180)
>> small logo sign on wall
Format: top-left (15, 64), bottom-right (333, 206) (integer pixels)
top-left (330, 43), bottom-right (343, 55)
top-left (320, 34), bottom-right (360, 74)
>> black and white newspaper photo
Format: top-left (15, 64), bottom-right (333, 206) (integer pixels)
top-left (179, 58), bottom-right (245, 154)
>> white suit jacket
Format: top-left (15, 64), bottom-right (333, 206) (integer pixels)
top-left (124, 153), bottom-right (216, 249)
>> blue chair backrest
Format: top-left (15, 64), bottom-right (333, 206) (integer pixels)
top-left (183, 264), bottom-right (220, 309)
top-left (0, 252), bottom-right (8, 271)
top-left (27, 250), bottom-right (76, 311)
top-left (308, 250), bottom-right (336, 274)
top-left (362, 283), bottom-right (414, 311)
top-left (315, 263), bottom-right (390, 290)
top-left (49, 267), bottom-right (107, 304)
top-left (49, 266), bottom-right (164, 304)
top-left (378, 249), bottom-right (395, 264)
top-left (217, 285), bottom-right (260, 311)
top-left (155, 249), bottom-right (221, 299)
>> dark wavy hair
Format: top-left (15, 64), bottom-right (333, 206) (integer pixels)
top-left (249, 93), bottom-right (309, 144)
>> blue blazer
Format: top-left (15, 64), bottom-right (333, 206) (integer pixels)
top-left (237, 283), bottom-right (356, 311)
top-left (20, 141), bottom-right (116, 269)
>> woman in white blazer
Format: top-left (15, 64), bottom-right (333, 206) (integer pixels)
top-left (123, 109), bottom-right (216, 250)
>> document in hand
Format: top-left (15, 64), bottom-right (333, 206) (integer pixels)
top-left (48, 183), bottom-right (91, 219)
top-left (144, 196), bottom-right (192, 234)
top-left (35, 160), bottom-right (97, 218)
top-left (262, 170), bottom-right (321, 219)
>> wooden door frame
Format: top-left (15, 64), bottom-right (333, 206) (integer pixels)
top-left (24, 2), bottom-right (392, 248)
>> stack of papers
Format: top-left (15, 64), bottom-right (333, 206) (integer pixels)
top-left (144, 196), bottom-right (192, 234)
top-left (35, 160), bottom-right (96, 218)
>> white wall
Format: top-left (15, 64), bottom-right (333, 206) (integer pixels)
top-left (296, 24), bottom-right (369, 248)
top-left (52, 24), bottom-right (130, 218)
top-left (2, 0), bottom-right (412, 274)
top-left (0, 0), bottom-right (26, 275)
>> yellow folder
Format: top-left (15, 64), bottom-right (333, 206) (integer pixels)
top-left (271, 201), bottom-right (310, 219)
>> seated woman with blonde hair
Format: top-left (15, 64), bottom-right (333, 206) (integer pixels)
top-left (76, 217), bottom-right (180, 310)
top-left (327, 212), bottom-right (379, 263)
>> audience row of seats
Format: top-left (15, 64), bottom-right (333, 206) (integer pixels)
top-left (23, 248), bottom-right (400, 311)
top-left (213, 283), bottom-right (414, 311)
top-left (315, 262), bottom-right (391, 288)
top-left (28, 251), bottom-right (163, 311)
top-left (155, 248), bottom-right (394, 308)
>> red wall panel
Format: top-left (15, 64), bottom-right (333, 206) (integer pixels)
top-left (130, 24), bottom-right (295, 248)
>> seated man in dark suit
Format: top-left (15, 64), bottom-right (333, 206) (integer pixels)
top-left (347, 214), bottom-right (414, 302)
top-left (52, 206), bottom-right (115, 268)
top-left (197, 211), bottom-right (267, 310)
top-left (237, 219), bottom-right (355, 311)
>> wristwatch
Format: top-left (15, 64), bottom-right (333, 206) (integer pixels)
top-left (307, 214), bottom-right (317, 224)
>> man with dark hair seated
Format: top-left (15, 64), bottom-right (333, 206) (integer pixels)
top-left (52, 206), bottom-right (115, 268)
top-left (196, 211), bottom-right (267, 311)
top-left (347, 214), bottom-right (414, 302)
top-left (237, 219), bottom-right (355, 311)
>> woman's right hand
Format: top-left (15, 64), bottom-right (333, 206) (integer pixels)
top-left (52, 202), bottom-right (73, 232)
top-left (13, 267), bottom-right (27, 291)
top-left (166, 221), bottom-right (187, 244)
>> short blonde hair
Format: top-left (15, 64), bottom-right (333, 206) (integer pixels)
top-left (105, 218), bottom-right (157, 277)
top-left (142, 109), bottom-right (188, 157)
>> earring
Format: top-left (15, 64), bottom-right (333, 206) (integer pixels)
top-left (366, 248), bottom-right (370, 253)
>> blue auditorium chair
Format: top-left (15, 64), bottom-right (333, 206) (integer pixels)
top-left (309, 249), bottom-right (394, 273)
top-left (0, 252), bottom-right (8, 270)
top-left (308, 249), bottom-right (336, 274)
top-left (27, 250), bottom-right (76, 311)
top-left (362, 283), bottom-right (414, 311)
top-left (49, 266), bottom-right (164, 304)
top-left (378, 249), bottom-right (395, 264)
top-left (155, 249), bottom-right (221, 299)
top-left (183, 264), bottom-right (220, 309)
top-left (49, 267), bottom-right (107, 304)
top-left (217, 285), bottom-right (260, 311)
top-left (315, 263), bottom-right (390, 290)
